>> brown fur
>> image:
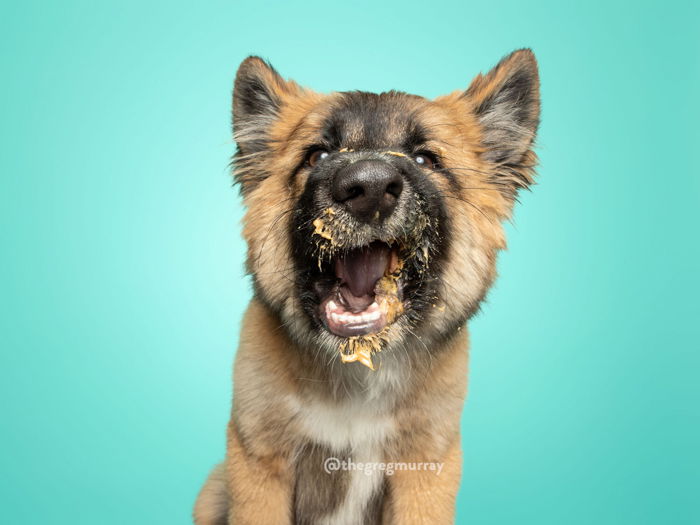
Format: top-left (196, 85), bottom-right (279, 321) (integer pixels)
top-left (195, 49), bottom-right (540, 524)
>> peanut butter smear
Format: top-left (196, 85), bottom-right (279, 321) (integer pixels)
top-left (339, 263), bottom-right (404, 370)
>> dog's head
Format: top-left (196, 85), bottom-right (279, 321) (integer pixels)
top-left (233, 50), bottom-right (539, 370)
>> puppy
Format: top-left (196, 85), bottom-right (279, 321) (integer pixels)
top-left (194, 49), bottom-right (540, 525)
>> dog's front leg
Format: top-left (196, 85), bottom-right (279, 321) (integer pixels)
top-left (225, 422), bottom-right (294, 525)
top-left (383, 438), bottom-right (463, 525)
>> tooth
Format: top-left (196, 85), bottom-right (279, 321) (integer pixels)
top-left (331, 313), bottom-right (340, 324)
top-left (368, 311), bottom-right (380, 321)
top-left (328, 300), bottom-right (338, 311)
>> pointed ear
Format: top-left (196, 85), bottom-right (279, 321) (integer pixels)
top-left (464, 49), bottom-right (540, 190)
top-left (232, 56), bottom-right (299, 155)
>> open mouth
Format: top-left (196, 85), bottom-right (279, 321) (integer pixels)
top-left (318, 241), bottom-right (404, 338)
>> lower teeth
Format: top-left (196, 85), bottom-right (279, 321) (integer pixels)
top-left (327, 301), bottom-right (381, 325)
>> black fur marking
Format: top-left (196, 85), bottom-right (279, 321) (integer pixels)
top-left (321, 91), bottom-right (423, 151)
top-left (363, 477), bottom-right (387, 523)
top-left (294, 443), bottom-right (350, 524)
top-left (474, 67), bottom-right (536, 126)
top-left (237, 75), bottom-right (280, 119)
top-left (401, 120), bottom-right (429, 152)
top-left (322, 121), bottom-right (344, 149)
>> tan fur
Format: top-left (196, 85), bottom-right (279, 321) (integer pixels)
top-left (193, 464), bottom-right (228, 525)
top-left (195, 50), bottom-right (539, 524)
top-left (384, 439), bottom-right (463, 524)
top-left (225, 422), bottom-right (293, 524)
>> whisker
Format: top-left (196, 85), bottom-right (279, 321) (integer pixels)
top-left (423, 189), bottom-right (498, 226)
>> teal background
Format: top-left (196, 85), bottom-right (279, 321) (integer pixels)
top-left (1, 0), bottom-right (698, 523)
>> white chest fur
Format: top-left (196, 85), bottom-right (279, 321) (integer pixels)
top-left (289, 394), bottom-right (395, 452)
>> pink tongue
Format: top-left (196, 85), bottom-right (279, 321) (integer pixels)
top-left (338, 288), bottom-right (374, 312)
top-left (335, 242), bottom-right (391, 298)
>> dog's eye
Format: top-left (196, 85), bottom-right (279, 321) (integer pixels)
top-left (413, 152), bottom-right (436, 169)
top-left (307, 149), bottom-right (330, 167)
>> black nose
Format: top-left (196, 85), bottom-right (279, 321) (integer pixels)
top-left (331, 160), bottom-right (403, 222)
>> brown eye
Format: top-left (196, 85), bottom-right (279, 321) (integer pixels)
top-left (307, 149), bottom-right (330, 167)
top-left (413, 152), bottom-right (436, 169)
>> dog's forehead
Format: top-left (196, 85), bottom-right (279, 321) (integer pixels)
top-left (322, 91), bottom-right (427, 150)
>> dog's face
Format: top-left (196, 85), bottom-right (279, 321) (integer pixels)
top-left (233, 50), bottom-right (539, 370)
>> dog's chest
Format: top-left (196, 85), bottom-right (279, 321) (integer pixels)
top-left (288, 395), bottom-right (395, 525)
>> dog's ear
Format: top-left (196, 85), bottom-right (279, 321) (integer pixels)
top-left (464, 49), bottom-right (540, 190)
top-left (232, 56), bottom-right (299, 155)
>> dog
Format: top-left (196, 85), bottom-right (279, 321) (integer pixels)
top-left (194, 49), bottom-right (540, 525)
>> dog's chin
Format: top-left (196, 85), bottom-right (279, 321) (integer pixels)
top-left (312, 240), bottom-right (407, 339)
